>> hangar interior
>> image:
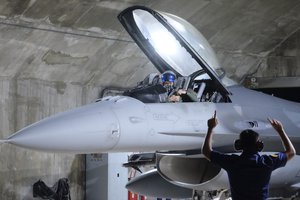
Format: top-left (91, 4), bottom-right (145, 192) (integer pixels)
top-left (0, 0), bottom-right (300, 199)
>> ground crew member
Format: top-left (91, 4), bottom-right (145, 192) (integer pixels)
top-left (202, 111), bottom-right (296, 200)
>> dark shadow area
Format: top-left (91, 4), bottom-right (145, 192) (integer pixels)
top-left (254, 87), bottom-right (300, 103)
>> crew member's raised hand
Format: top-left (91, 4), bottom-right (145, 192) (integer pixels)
top-left (208, 111), bottom-right (218, 129)
top-left (268, 118), bottom-right (284, 133)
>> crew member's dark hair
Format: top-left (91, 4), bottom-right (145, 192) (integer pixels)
top-left (239, 129), bottom-right (259, 150)
top-left (234, 129), bottom-right (263, 152)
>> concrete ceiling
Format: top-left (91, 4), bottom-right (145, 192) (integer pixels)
top-left (0, 1), bottom-right (300, 199)
top-left (1, 0), bottom-right (300, 86)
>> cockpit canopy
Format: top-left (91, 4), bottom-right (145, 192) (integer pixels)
top-left (132, 9), bottom-right (221, 77)
top-left (119, 6), bottom-right (236, 103)
top-left (119, 6), bottom-right (236, 86)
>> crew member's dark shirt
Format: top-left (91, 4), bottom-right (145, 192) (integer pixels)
top-left (211, 151), bottom-right (287, 200)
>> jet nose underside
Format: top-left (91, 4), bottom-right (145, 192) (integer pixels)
top-left (7, 102), bottom-right (120, 153)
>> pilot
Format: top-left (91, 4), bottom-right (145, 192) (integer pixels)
top-left (161, 70), bottom-right (197, 102)
top-left (202, 111), bottom-right (296, 200)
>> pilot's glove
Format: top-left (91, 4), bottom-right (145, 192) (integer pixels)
top-left (177, 89), bottom-right (187, 95)
top-left (169, 95), bottom-right (181, 102)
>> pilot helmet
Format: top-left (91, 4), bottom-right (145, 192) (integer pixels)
top-left (161, 70), bottom-right (176, 83)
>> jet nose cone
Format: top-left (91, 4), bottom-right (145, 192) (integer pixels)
top-left (7, 102), bottom-right (120, 153)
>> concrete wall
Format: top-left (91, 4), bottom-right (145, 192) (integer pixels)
top-left (261, 29), bottom-right (300, 77)
top-left (0, 0), bottom-right (300, 199)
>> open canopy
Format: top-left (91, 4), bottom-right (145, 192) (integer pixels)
top-left (118, 6), bottom-right (234, 95)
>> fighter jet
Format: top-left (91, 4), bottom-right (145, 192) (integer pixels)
top-left (1, 5), bottom-right (300, 199)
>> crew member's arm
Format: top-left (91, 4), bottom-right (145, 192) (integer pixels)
top-left (202, 111), bottom-right (218, 161)
top-left (268, 118), bottom-right (296, 161)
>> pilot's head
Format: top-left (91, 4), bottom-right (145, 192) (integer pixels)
top-left (161, 70), bottom-right (176, 87)
top-left (234, 129), bottom-right (264, 152)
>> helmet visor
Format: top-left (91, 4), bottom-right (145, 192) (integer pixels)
top-left (162, 73), bottom-right (175, 83)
